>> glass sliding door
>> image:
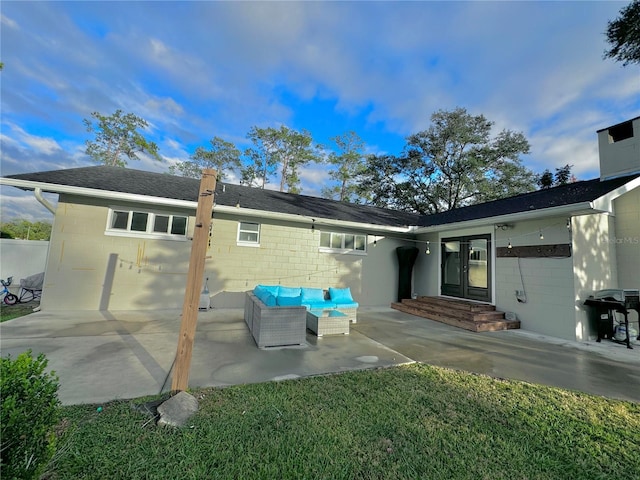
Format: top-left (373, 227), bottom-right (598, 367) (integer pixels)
top-left (441, 235), bottom-right (491, 302)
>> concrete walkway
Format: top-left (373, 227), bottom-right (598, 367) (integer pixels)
top-left (1, 307), bottom-right (638, 405)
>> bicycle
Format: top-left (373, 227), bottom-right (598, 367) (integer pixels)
top-left (1, 277), bottom-right (18, 305)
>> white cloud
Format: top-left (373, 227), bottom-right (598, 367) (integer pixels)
top-left (299, 163), bottom-right (331, 197)
top-left (3, 124), bottom-right (61, 156)
top-left (1, 13), bottom-right (18, 29)
top-left (145, 97), bottom-right (185, 118)
top-left (0, 187), bottom-right (58, 222)
top-left (1, 0), bottom-right (638, 221)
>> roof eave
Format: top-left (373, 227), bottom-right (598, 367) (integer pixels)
top-left (591, 175), bottom-right (640, 213)
top-left (0, 177), bottom-right (197, 209)
top-left (1, 177), bottom-right (415, 234)
top-left (214, 205), bottom-right (414, 234)
top-left (412, 202), bottom-right (601, 234)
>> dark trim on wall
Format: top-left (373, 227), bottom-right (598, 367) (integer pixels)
top-left (497, 243), bottom-right (572, 258)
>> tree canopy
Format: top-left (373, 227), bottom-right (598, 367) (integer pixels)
top-left (169, 137), bottom-right (241, 180)
top-left (84, 110), bottom-right (162, 167)
top-left (537, 164), bottom-right (574, 189)
top-left (356, 108), bottom-right (535, 214)
top-left (241, 126), bottom-right (319, 193)
top-left (321, 131), bottom-right (366, 202)
top-left (0, 220), bottom-right (51, 240)
top-left (604, 0), bottom-right (640, 66)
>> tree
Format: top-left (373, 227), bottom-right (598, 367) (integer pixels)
top-left (604, 0), bottom-right (640, 66)
top-left (241, 126), bottom-right (319, 193)
top-left (321, 131), bottom-right (367, 202)
top-left (537, 164), bottom-right (574, 189)
top-left (169, 137), bottom-right (241, 180)
top-left (537, 169), bottom-right (555, 189)
top-left (356, 108), bottom-right (535, 214)
top-left (84, 110), bottom-right (162, 167)
top-left (354, 153), bottom-right (405, 209)
top-left (0, 220), bottom-right (52, 240)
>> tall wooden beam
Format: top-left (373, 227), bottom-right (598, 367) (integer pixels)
top-left (172, 169), bottom-right (217, 392)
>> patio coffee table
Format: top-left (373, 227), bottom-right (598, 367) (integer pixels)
top-left (306, 309), bottom-right (349, 336)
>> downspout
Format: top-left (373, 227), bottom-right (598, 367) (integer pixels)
top-left (33, 188), bottom-right (55, 313)
top-left (34, 188), bottom-right (56, 214)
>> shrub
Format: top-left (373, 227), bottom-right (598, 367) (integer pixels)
top-left (1, 350), bottom-right (61, 480)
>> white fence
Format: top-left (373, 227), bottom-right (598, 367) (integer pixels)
top-left (0, 239), bottom-right (49, 292)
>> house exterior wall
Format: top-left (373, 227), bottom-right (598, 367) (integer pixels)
top-left (41, 196), bottom-right (195, 310)
top-left (612, 187), bottom-right (640, 289)
top-left (204, 213), bottom-right (407, 308)
top-left (572, 213), bottom-right (618, 341)
top-left (41, 196), bottom-right (407, 310)
top-left (414, 233), bottom-right (440, 297)
top-left (493, 218), bottom-right (576, 340)
top-left (598, 117), bottom-right (640, 180)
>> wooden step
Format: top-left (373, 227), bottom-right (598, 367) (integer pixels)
top-left (415, 296), bottom-right (496, 312)
top-left (391, 296), bottom-right (520, 332)
top-left (400, 299), bottom-right (505, 322)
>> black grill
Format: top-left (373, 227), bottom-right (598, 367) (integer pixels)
top-left (584, 289), bottom-right (639, 349)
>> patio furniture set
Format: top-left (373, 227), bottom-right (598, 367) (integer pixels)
top-left (244, 285), bottom-right (359, 348)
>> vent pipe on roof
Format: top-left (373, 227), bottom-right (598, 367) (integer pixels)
top-left (34, 187), bottom-right (56, 214)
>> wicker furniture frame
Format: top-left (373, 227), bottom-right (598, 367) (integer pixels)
top-left (306, 309), bottom-right (350, 336)
top-left (245, 292), bottom-right (307, 348)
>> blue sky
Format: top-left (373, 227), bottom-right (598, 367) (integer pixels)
top-left (1, 1), bottom-right (638, 221)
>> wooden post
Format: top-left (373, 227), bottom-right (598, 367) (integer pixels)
top-left (171, 169), bottom-right (217, 392)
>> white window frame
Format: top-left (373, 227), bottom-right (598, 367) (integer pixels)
top-left (319, 231), bottom-right (367, 255)
top-left (237, 222), bottom-right (260, 247)
top-left (105, 207), bottom-right (189, 241)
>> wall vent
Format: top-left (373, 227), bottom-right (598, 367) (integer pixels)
top-left (608, 120), bottom-right (634, 143)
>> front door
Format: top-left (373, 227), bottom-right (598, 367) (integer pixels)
top-left (441, 235), bottom-right (491, 302)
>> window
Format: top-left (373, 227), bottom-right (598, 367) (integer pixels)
top-left (319, 231), bottom-right (367, 254)
top-left (237, 222), bottom-right (260, 246)
top-left (107, 208), bottom-right (188, 240)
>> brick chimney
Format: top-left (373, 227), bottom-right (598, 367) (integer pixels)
top-left (597, 116), bottom-right (640, 180)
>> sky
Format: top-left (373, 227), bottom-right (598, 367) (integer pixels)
top-left (1, 1), bottom-right (638, 221)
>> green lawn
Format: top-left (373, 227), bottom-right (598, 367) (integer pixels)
top-left (45, 364), bottom-right (640, 480)
top-left (0, 301), bottom-right (38, 322)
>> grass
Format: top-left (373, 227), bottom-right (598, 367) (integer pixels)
top-left (44, 364), bottom-right (640, 480)
top-left (0, 301), bottom-right (39, 322)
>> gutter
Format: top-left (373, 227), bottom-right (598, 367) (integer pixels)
top-left (214, 205), bottom-right (412, 235)
top-left (410, 201), bottom-right (602, 235)
top-left (1, 177), bottom-right (414, 235)
top-left (34, 188), bottom-right (56, 214)
top-left (1, 178), bottom-right (198, 210)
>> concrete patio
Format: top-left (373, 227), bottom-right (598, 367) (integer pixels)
top-left (1, 306), bottom-right (638, 405)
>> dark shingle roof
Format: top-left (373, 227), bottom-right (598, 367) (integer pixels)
top-left (5, 166), bottom-right (638, 229)
top-left (418, 173), bottom-right (639, 227)
top-left (5, 166), bottom-right (422, 228)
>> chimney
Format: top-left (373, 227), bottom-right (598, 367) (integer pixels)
top-left (597, 116), bottom-right (640, 181)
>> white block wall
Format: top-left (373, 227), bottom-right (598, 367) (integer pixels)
top-left (41, 197), bottom-right (408, 310)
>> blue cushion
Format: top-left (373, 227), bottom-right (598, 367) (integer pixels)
top-left (263, 293), bottom-right (277, 307)
top-left (258, 285), bottom-right (279, 296)
top-left (301, 287), bottom-right (325, 303)
top-left (329, 287), bottom-right (354, 303)
top-left (254, 287), bottom-right (276, 306)
top-left (278, 286), bottom-right (301, 297)
top-left (277, 295), bottom-right (302, 307)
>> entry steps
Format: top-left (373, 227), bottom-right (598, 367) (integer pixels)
top-left (391, 296), bottom-right (520, 332)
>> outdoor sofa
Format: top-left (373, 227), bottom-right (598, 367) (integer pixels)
top-left (244, 285), bottom-right (359, 348)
